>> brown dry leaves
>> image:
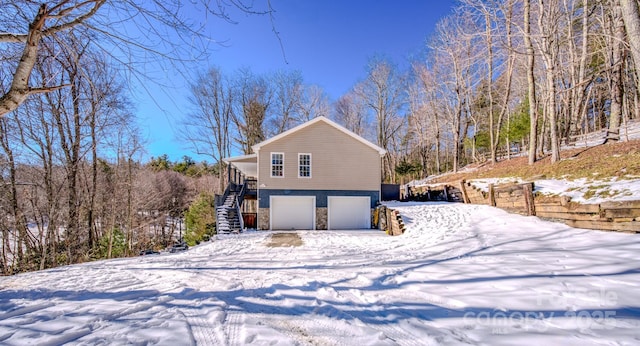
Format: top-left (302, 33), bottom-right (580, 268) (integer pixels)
top-left (428, 140), bottom-right (640, 184)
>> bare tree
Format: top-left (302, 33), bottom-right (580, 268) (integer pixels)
top-left (0, 1), bottom-right (276, 118)
top-left (268, 70), bottom-right (303, 136)
top-left (1, 28), bottom-right (142, 269)
top-left (430, 10), bottom-right (481, 172)
top-left (233, 69), bottom-right (271, 155)
top-left (182, 67), bottom-right (234, 192)
top-left (412, 63), bottom-right (444, 175)
top-left (0, 2), bottom-right (102, 117)
top-left (334, 92), bottom-right (369, 138)
top-left (354, 59), bottom-right (406, 182)
top-left (298, 85), bottom-right (331, 122)
top-left (534, 0), bottom-right (563, 163)
top-left (0, 116), bottom-right (32, 272)
top-left (605, 0), bottom-right (626, 142)
top-left (462, 0), bottom-right (500, 163)
top-left (562, 0), bottom-right (595, 142)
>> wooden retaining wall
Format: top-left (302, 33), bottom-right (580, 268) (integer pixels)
top-left (376, 205), bottom-right (406, 236)
top-left (459, 180), bottom-right (640, 233)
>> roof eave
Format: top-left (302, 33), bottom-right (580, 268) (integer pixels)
top-left (222, 153), bottom-right (257, 164)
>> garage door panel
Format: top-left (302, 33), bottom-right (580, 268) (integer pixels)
top-left (271, 196), bottom-right (315, 230)
top-left (328, 196), bottom-right (371, 230)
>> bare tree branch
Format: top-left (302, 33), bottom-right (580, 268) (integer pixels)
top-left (0, 4), bottom-right (48, 117)
top-left (0, 0), bottom-right (280, 119)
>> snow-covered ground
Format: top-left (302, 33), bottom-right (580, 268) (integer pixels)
top-left (560, 118), bottom-right (640, 150)
top-left (467, 177), bottom-right (640, 204)
top-left (1, 202), bottom-right (639, 345)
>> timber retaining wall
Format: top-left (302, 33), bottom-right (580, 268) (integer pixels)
top-left (458, 180), bottom-right (639, 233)
top-left (376, 205), bottom-right (406, 236)
top-left (398, 180), bottom-right (640, 234)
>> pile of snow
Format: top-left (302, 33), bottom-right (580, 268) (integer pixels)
top-left (1, 202), bottom-right (639, 345)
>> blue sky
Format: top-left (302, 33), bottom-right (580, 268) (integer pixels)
top-left (136, 0), bottom-right (458, 163)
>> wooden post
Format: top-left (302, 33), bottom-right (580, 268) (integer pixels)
top-left (384, 208), bottom-right (391, 235)
top-left (459, 180), bottom-right (470, 204)
top-left (488, 184), bottom-right (496, 207)
top-left (393, 210), bottom-right (402, 235)
top-left (379, 206), bottom-right (387, 231)
top-left (523, 182), bottom-right (536, 216)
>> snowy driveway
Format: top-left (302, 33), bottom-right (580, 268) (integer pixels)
top-left (1, 203), bottom-right (639, 345)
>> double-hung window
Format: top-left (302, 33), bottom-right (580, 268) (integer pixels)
top-left (271, 153), bottom-right (284, 177)
top-left (298, 153), bottom-right (311, 178)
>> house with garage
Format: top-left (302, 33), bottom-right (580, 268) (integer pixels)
top-left (217, 116), bottom-right (386, 231)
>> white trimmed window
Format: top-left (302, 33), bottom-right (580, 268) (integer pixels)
top-left (298, 153), bottom-right (311, 178)
top-left (271, 152), bottom-right (284, 177)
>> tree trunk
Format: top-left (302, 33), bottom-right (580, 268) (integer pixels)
top-left (127, 158), bottom-right (134, 255)
top-left (537, 1), bottom-right (561, 163)
top-left (547, 66), bottom-right (561, 163)
top-left (484, 10), bottom-right (497, 163)
top-left (89, 103), bottom-right (98, 250)
top-left (607, 0), bottom-right (626, 142)
top-left (620, 0), bottom-right (640, 86)
top-left (435, 118), bottom-right (441, 173)
top-left (0, 127), bottom-right (30, 271)
top-left (525, 0), bottom-right (539, 165)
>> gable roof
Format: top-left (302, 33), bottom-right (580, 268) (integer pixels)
top-left (252, 116), bottom-right (387, 156)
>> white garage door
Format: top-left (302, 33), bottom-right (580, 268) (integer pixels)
top-left (271, 196), bottom-right (315, 230)
top-left (328, 196), bottom-right (371, 230)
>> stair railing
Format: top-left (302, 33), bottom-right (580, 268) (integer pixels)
top-left (235, 178), bottom-right (249, 232)
top-left (216, 183), bottom-right (233, 208)
top-left (235, 194), bottom-right (244, 232)
top-left (217, 172), bottom-right (254, 232)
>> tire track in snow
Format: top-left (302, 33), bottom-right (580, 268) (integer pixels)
top-left (174, 288), bottom-right (226, 346)
top-left (181, 307), bottom-right (225, 346)
top-left (222, 306), bottom-right (243, 346)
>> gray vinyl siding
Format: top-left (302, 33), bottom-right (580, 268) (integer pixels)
top-left (256, 121), bottom-right (382, 191)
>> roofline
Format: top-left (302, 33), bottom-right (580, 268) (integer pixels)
top-left (222, 153), bottom-right (257, 163)
top-left (251, 116), bottom-right (387, 156)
